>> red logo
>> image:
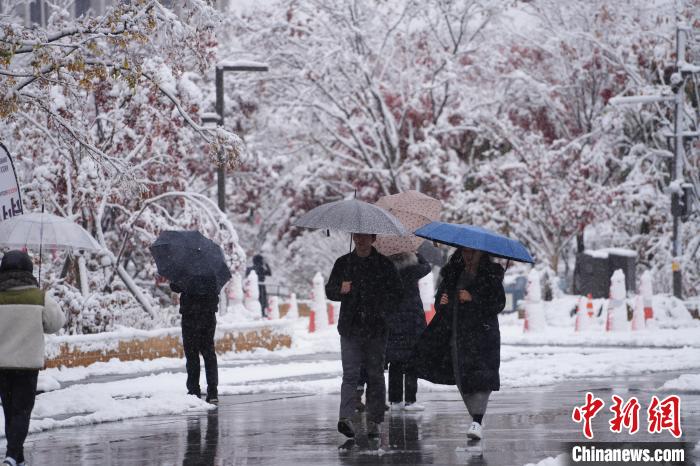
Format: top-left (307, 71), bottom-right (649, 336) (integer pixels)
top-left (647, 395), bottom-right (682, 438)
top-left (572, 392), bottom-right (605, 439)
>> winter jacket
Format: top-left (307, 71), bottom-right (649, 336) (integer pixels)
top-left (385, 253), bottom-right (431, 363)
top-left (0, 285), bottom-right (65, 369)
top-left (325, 247), bottom-right (402, 338)
top-left (411, 256), bottom-right (505, 391)
top-left (170, 283), bottom-right (218, 315)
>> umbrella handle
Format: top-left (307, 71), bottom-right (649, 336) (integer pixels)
top-left (38, 204), bottom-right (44, 285)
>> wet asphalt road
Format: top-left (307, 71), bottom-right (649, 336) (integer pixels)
top-left (20, 370), bottom-right (700, 466)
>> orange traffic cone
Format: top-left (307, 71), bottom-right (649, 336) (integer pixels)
top-left (523, 309), bottom-right (530, 332)
top-left (644, 301), bottom-right (654, 321)
top-left (605, 302), bottom-right (613, 331)
top-left (309, 310), bottom-right (316, 333)
top-left (586, 294), bottom-right (594, 318)
top-left (327, 303), bottom-right (335, 325)
top-left (425, 304), bottom-right (436, 324)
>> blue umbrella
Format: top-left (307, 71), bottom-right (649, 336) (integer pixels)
top-left (414, 221), bottom-right (534, 264)
top-left (149, 230), bottom-right (232, 294)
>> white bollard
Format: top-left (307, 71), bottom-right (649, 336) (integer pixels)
top-left (312, 272), bottom-right (329, 328)
top-left (606, 270), bottom-right (628, 331)
top-left (524, 269), bottom-right (547, 332)
top-left (418, 271), bottom-right (435, 312)
top-left (631, 295), bottom-right (645, 331)
top-left (244, 270), bottom-right (262, 318)
top-left (286, 293), bottom-right (299, 319)
top-left (226, 273), bottom-right (251, 320)
top-left (268, 295), bottom-right (280, 320)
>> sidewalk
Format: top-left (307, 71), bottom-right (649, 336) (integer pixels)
top-left (22, 370), bottom-right (700, 466)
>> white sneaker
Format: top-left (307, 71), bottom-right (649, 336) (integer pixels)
top-left (3, 458), bottom-right (17, 466)
top-left (467, 421), bottom-right (483, 440)
top-left (389, 402), bottom-right (404, 411)
top-left (403, 402), bottom-right (425, 412)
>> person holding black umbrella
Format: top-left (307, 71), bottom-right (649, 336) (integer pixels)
top-left (411, 247), bottom-right (505, 441)
top-left (170, 281), bottom-right (219, 404)
top-left (150, 231), bottom-right (232, 405)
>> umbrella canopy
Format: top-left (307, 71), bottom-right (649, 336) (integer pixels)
top-left (417, 240), bottom-right (447, 267)
top-left (0, 212), bottom-right (101, 252)
top-left (292, 198), bottom-right (408, 235)
top-left (374, 190), bottom-right (442, 256)
top-left (149, 230), bottom-right (232, 295)
top-left (414, 222), bottom-right (534, 263)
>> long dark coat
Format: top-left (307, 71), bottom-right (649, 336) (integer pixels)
top-left (385, 253), bottom-right (431, 363)
top-left (411, 255), bottom-right (505, 392)
top-left (325, 247), bottom-right (402, 338)
top-left (170, 283), bottom-right (218, 315)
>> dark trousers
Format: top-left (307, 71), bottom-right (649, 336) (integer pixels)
top-left (388, 361), bottom-right (417, 403)
top-left (340, 335), bottom-right (386, 423)
top-left (0, 369), bottom-right (38, 463)
top-left (181, 313), bottom-right (218, 397)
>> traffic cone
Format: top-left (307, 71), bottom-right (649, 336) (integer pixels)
top-left (586, 294), bottom-right (594, 319)
top-left (605, 301), bottom-right (613, 331)
top-left (309, 309), bottom-right (316, 333)
top-left (523, 311), bottom-right (529, 332)
top-left (640, 271), bottom-right (654, 322)
top-left (425, 304), bottom-right (436, 324)
top-left (327, 303), bottom-right (335, 325)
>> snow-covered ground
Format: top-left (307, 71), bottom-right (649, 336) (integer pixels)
top-left (3, 294), bottom-right (699, 439)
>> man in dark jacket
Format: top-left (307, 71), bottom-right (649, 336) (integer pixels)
top-left (325, 233), bottom-right (402, 439)
top-left (171, 282), bottom-right (219, 404)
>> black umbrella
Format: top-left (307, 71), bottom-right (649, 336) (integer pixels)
top-left (417, 240), bottom-right (447, 267)
top-left (149, 230), bottom-right (232, 295)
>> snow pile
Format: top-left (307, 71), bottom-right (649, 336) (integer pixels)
top-left (659, 374), bottom-right (700, 392)
top-left (523, 454), bottom-right (569, 466)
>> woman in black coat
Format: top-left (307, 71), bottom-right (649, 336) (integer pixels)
top-left (385, 252), bottom-right (431, 411)
top-left (411, 247), bottom-right (505, 440)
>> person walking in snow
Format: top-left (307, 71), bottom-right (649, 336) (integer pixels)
top-left (325, 233), bottom-right (402, 439)
top-left (0, 250), bottom-right (65, 466)
top-left (385, 252), bottom-right (431, 412)
top-left (170, 281), bottom-right (219, 404)
top-left (246, 254), bottom-right (271, 317)
top-left (411, 247), bottom-right (505, 441)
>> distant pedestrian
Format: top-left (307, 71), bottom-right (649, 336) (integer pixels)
top-left (386, 252), bottom-right (431, 412)
top-left (247, 254), bottom-right (271, 317)
top-left (0, 250), bottom-right (65, 466)
top-left (326, 233), bottom-right (402, 439)
top-left (171, 281), bottom-right (219, 404)
top-left (412, 247), bottom-right (505, 441)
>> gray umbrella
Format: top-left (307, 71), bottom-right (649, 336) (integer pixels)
top-left (293, 199), bottom-right (408, 235)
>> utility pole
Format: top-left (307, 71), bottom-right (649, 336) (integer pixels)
top-left (671, 26), bottom-right (686, 299)
top-left (212, 61), bottom-right (268, 212)
top-left (610, 24), bottom-right (699, 299)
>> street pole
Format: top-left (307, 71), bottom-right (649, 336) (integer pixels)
top-left (671, 26), bottom-right (687, 299)
top-left (212, 61), bottom-right (268, 213)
